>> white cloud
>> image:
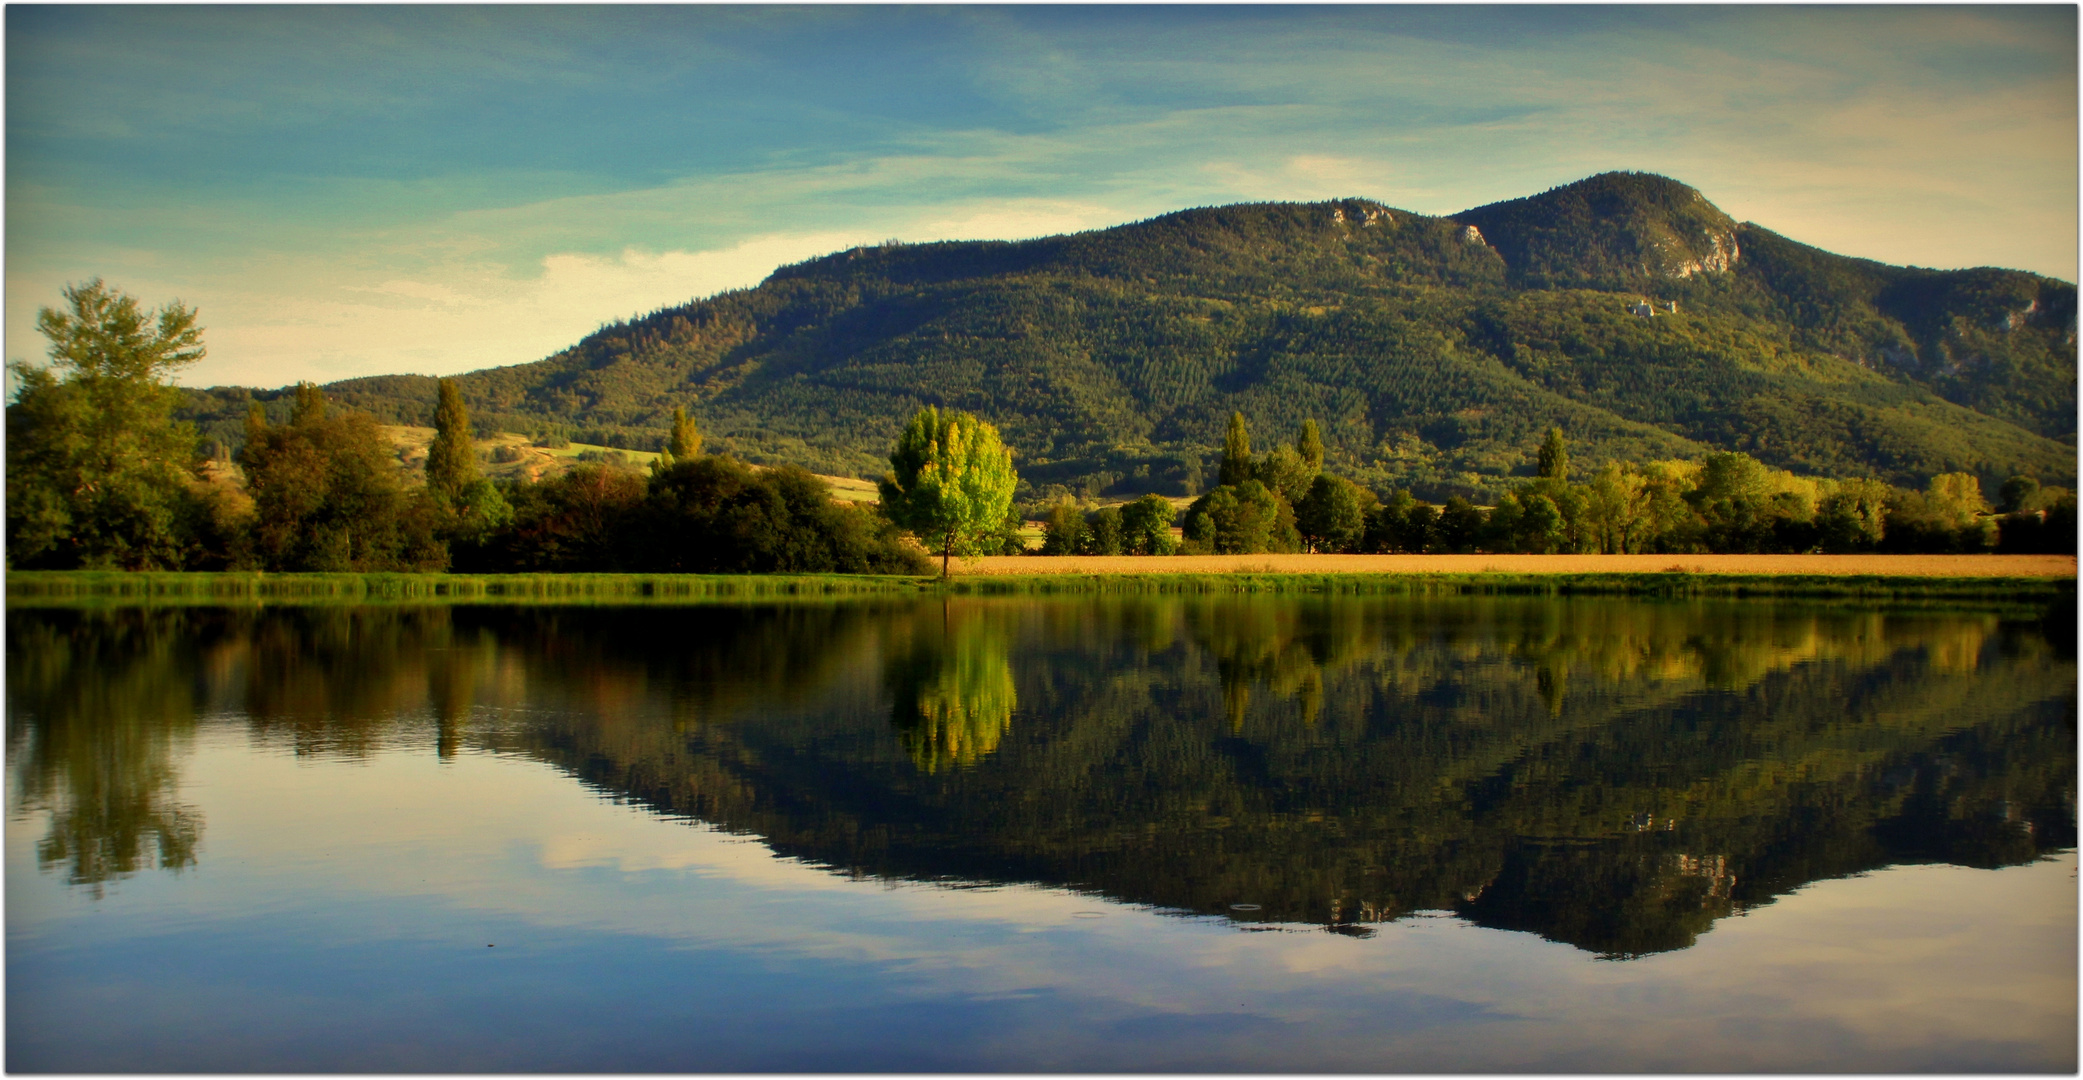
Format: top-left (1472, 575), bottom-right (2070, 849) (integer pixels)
top-left (6, 189), bottom-right (1162, 389)
top-left (6, 6), bottom-right (2072, 388)
top-left (10, 231), bottom-right (875, 386)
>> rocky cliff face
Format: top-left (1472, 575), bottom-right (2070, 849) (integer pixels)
top-left (1455, 172), bottom-right (1744, 287)
top-left (1663, 224), bottom-right (1740, 278)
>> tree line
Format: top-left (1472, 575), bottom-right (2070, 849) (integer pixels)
top-left (8, 281), bottom-right (2071, 573)
top-left (6, 282), bottom-right (956, 575)
top-left (1030, 413), bottom-right (2076, 557)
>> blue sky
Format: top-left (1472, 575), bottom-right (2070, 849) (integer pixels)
top-left (7, 5), bottom-right (2076, 388)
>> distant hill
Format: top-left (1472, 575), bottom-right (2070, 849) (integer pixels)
top-left (179, 171), bottom-right (2077, 501)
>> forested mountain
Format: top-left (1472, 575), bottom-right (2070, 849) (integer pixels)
top-left (179, 172), bottom-right (2077, 501)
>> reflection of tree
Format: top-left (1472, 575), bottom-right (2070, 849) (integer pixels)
top-left (242, 607), bottom-right (460, 757)
top-left (506, 593), bottom-right (2072, 960)
top-left (11, 593), bottom-right (2071, 957)
top-left (7, 610), bottom-right (204, 896)
top-left (2, 601), bottom-right (894, 892)
top-left (888, 607), bottom-right (1017, 773)
top-left (1188, 600), bottom-right (1371, 730)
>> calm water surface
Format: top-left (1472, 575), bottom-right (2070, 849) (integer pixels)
top-left (6, 595), bottom-right (2075, 1072)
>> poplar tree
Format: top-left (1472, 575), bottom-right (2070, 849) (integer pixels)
top-left (426, 378), bottom-right (478, 502)
top-left (1538, 427), bottom-right (1569, 481)
top-left (1298, 418), bottom-right (1325, 471)
top-left (879, 406), bottom-right (1018, 577)
top-left (292, 381), bottom-right (326, 424)
top-left (1220, 412), bottom-right (1253, 487)
top-left (670, 407), bottom-right (702, 460)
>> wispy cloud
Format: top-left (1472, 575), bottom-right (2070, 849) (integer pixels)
top-left (6, 6), bottom-right (2072, 386)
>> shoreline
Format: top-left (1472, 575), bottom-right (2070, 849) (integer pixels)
top-left (956, 553), bottom-right (2078, 577)
top-left (7, 558), bottom-right (2074, 608)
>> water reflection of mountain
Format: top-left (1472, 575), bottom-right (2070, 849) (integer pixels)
top-left (7, 597), bottom-right (2073, 957)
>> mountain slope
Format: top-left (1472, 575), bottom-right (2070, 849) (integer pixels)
top-left (179, 172), bottom-right (2077, 500)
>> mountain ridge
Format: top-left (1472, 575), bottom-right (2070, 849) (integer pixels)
top-left (177, 171), bottom-right (2078, 500)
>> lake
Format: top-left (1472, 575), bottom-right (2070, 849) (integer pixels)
top-left (6, 594), bottom-right (2075, 1072)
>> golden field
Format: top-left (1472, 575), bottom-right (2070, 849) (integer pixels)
top-left (952, 553), bottom-right (2077, 578)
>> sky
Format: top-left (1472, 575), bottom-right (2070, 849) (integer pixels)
top-left (6, 5), bottom-right (2077, 389)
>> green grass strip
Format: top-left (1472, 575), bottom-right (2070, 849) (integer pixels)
top-left (9, 569), bottom-right (2072, 610)
top-left (4, 570), bottom-right (943, 607)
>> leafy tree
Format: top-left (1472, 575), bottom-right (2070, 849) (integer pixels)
top-left (462, 463), bottom-right (647, 572)
top-left (1297, 419), bottom-right (1325, 472)
top-left (241, 385), bottom-right (446, 571)
top-left (1081, 506), bottom-right (1124, 556)
top-left (1638, 462), bottom-right (1706, 553)
top-left (1816, 478), bottom-right (1890, 553)
top-left (1928, 473), bottom-right (1991, 526)
top-left (426, 378), bottom-right (478, 500)
top-left (1364, 489), bottom-right (1416, 553)
top-left (424, 378), bottom-right (511, 547)
top-left (1537, 426), bottom-right (1569, 481)
top-left (658, 406), bottom-right (702, 466)
top-left (1688, 452), bottom-right (1778, 553)
top-left (7, 280), bottom-right (209, 569)
top-left (1583, 463), bottom-right (1649, 553)
top-left (1182, 479), bottom-right (1294, 554)
top-left (1402, 502), bottom-right (1441, 554)
top-left (1437, 496), bottom-right (1484, 553)
top-left (1296, 473), bottom-right (1369, 553)
top-left (879, 407), bottom-right (1018, 576)
top-left (1990, 474), bottom-right (2075, 554)
top-left (1996, 483), bottom-right (2077, 554)
top-left (1882, 473), bottom-right (1994, 553)
top-left (1119, 494), bottom-right (1179, 555)
top-left (1039, 501), bottom-right (1089, 556)
top-left (993, 509), bottom-right (1030, 555)
top-left (1998, 475), bottom-right (2043, 515)
top-left (1256, 444), bottom-right (1317, 507)
top-left (637, 456), bottom-right (926, 574)
top-left (1220, 412), bottom-right (1253, 487)
top-left (1514, 492), bottom-right (1567, 554)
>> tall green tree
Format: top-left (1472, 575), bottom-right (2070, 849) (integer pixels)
top-left (1537, 427), bottom-right (1569, 481)
top-left (423, 378), bottom-right (511, 545)
top-left (670, 407), bottom-right (702, 461)
top-left (1998, 475), bottom-right (2043, 515)
top-left (879, 407), bottom-right (1019, 577)
top-left (1039, 501), bottom-right (1090, 556)
top-left (1817, 478), bottom-right (1890, 553)
top-left (1220, 412), bottom-right (1254, 487)
top-left (1296, 473), bottom-right (1368, 553)
top-left (1182, 479), bottom-right (1294, 554)
top-left (1119, 494), bottom-right (1179, 555)
top-left (1297, 419), bottom-right (1325, 472)
top-left (6, 280), bottom-right (209, 569)
top-left (425, 378), bottom-right (479, 501)
top-left (1081, 505), bottom-right (1124, 556)
top-left (1256, 444), bottom-right (1317, 507)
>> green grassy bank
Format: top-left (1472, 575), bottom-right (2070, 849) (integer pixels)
top-left (9, 569), bottom-right (2073, 610)
top-left (4, 571), bottom-right (941, 606)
